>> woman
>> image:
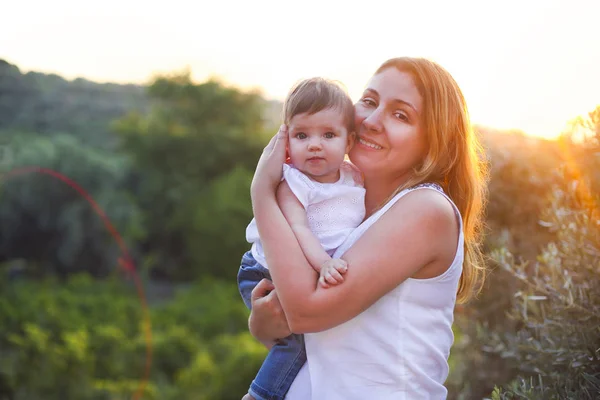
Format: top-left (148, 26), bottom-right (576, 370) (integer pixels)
top-left (248, 57), bottom-right (488, 399)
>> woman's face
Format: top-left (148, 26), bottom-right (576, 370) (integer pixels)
top-left (349, 67), bottom-right (427, 185)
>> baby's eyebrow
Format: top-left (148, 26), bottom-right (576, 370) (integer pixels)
top-left (290, 125), bottom-right (342, 133)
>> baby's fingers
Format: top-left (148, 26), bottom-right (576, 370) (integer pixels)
top-left (333, 260), bottom-right (348, 274)
top-left (319, 276), bottom-right (331, 289)
top-left (324, 269), bottom-right (344, 284)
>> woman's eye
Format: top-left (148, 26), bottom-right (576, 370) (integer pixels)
top-left (361, 98), bottom-right (376, 107)
top-left (324, 132), bottom-right (335, 139)
top-left (394, 112), bottom-right (408, 122)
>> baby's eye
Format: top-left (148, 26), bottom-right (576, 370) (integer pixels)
top-left (324, 132), bottom-right (335, 139)
top-left (296, 132), bottom-right (307, 139)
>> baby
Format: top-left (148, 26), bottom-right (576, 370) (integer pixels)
top-left (238, 77), bottom-right (366, 400)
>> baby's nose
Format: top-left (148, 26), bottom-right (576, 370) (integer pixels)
top-left (308, 140), bottom-right (322, 150)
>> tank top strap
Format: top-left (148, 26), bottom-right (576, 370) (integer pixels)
top-left (375, 182), bottom-right (444, 216)
top-left (333, 182), bottom-right (463, 259)
top-left (407, 182), bottom-right (445, 193)
top-left (374, 182), bottom-right (463, 237)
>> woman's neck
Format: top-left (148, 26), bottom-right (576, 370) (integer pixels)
top-left (363, 172), bottom-right (413, 217)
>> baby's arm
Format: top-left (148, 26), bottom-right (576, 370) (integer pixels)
top-left (277, 181), bottom-right (347, 287)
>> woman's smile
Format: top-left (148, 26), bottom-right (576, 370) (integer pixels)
top-left (357, 136), bottom-right (383, 150)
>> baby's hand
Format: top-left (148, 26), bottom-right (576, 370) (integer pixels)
top-left (319, 259), bottom-right (348, 288)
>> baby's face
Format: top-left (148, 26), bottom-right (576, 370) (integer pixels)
top-left (287, 108), bottom-right (353, 183)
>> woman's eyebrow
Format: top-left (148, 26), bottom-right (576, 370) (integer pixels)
top-left (392, 98), bottom-right (418, 113)
top-left (364, 88), bottom-right (418, 112)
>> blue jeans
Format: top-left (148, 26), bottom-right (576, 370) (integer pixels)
top-left (237, 251), bottom-right (306, 400)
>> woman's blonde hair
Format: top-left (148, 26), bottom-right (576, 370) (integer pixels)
top-left (375, 57), bottom-right (489, 304)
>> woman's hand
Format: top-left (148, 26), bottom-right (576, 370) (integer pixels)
top-left (248, 278), bottom-right (292, 349)
top-left (251, 125), bottom-right (288, 199)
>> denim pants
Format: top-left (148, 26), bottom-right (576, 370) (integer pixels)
top-left (237, 251), bottom-right (307, 400)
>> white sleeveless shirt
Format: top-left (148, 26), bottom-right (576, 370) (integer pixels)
top-left (285, 184), bottom-right (464, 400)
top-left (246, 161), bottom-right (365, 269)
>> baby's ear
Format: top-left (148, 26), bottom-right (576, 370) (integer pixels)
top-left (346, 131), bottom-right (356, 152)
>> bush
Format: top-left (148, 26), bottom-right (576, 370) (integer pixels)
top-left (447, 122), bottom-right (600, 399)
top-left (488, 166), bottom-right (600, 399)
top-left (0, 273), bottom-right (266, 399)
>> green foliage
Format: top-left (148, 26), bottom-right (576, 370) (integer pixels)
top-left (174, 333), bottom-right (265, 400)
top-left (0, 133), bottom-right (144, 277)
top-left (448, 114), bottom-right (600, 399)
top-left (482, 128), bottom-right (563, 259)
top-left (0, 60), bottom-right (279, 281)
top-left (3, 58), bottom-right (597, 399)
top-left (0, 59), bottom-right (149, 149)
top-left (115, 71), bottom-right (265, 280)
top-left (0, 273), bottom-right (265, 399)
top-left (0, 274), bottom-right (146, 399)
top-left (0, 62), bottom-right (280, 399)
top-left (181, 166), bottom-right (255, 279)
top-left (487, 165), bottom-right (600, 399)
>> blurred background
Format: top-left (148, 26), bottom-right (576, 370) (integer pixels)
top-left (0, 0), bottom-right (599, 399)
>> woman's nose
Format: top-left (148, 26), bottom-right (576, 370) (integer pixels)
top-left (363, 108), bottom-right (384, 133)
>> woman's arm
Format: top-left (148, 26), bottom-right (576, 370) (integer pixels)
top-left (257, 185), bottom-right (458, 333)
top-left (247, 279), bottom-right (292, 349)
top-left (249, 127), bottom-right (458, 334)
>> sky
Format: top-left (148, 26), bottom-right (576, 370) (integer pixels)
top-left (1, 0), bottom-right (599, 139)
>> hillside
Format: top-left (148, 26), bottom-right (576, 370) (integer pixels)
top-left (2, 58), bottom-right (562, 154)
top-left (0, 59), bottom-right (150, 149)
top-left (0, 59), bottom-right (289, 149)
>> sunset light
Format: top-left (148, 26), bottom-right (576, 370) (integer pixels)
top-left (2, 1), bottom-right (599, 398)
top-left (3, 0), bottom-right (599, 139)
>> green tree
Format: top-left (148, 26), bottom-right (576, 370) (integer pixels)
top-left (0, 274), bottom-right (264, 400)
top-left (115, 71), bottom-right (266, 280)
top-left (0, 59), bottom-right (148, 149)
top-left (0, 133), bottom-right (144, 278)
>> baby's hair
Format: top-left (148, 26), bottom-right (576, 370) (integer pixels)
top-left (283, 77), bottom-right (355, 133)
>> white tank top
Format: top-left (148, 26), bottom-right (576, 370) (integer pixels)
top-left (285, 183), bottom-right (464, 400)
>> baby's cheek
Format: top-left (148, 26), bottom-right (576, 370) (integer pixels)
top-left (287, 146), bottom-right (303, 167)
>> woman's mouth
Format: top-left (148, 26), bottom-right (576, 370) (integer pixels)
top-left (358, 137), bottom-right (383, 150)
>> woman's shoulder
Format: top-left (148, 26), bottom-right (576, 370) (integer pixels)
top-left (390, 187), bottom-right (455, 225)
top-left (378, 183), bottom-right (459, 243)
top-left (374, 182), bottom-right (448, 217)
top-left (379, 186), bottom-right (460, 278)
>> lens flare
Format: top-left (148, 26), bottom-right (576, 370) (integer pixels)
top-left (0, 166), bottom-right (152, 400)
